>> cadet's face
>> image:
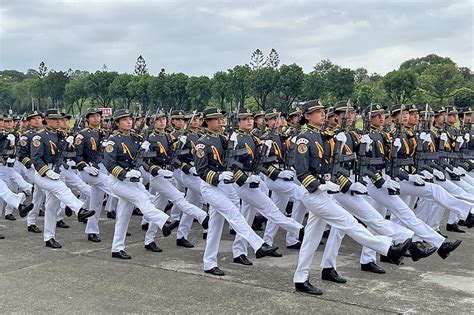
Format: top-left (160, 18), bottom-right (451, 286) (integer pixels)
top-left (435, 114), bottom-right (444, 125)
top-left (60, 118), bottom-right (70, 129)
top-left (21, 121), bottom-right (29, 128)
top-left (306, 109), bottom-right (325, 126)
top-left (172, 118), bottom-right (185, 129)
top-left (135, 117), bottom-right (143, 128)
top-left (154, 117), bottom-right (167, 130)
top-left (88, 113), bottom-right (101, 127)
top-left (448, 114), bottom-right (458, 124)
top-left (29, 116), bottom-right (42, 129)
top-left (46, 118), bottom-right (61, 129)
top-left (408, 112), bottom-right (419, 125)
top-left (346, 111), bottom-right (355, 125)
top-left (371, 114), bottom-right (384, 127)
top-left (401, 111), bottom-right (409, 124)
top-left (206, 117), bottom-right (222, 132)
top-left (4, 120), bottom-right (14, 130)
top-left (464, 114), bottom-right (472, 124)
top-left (290, 115), bottom-right (299, 125)
top-left (266, 117), bottom-right (276, 128)
top-left (0, 120), bottom-right (4, 128)
top-left (191, 117), bottom-right (202, 128)
top-left (255, 116), bottom-right (264, 126)
top-left (239, 116), bottom-right (254, 131)
top-left (117, 116), bottom-right (132, 131)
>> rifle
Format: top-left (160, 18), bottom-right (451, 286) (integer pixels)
top-left (128, 110), bottom-right (155, 182)
top-left (436, 106), bottom-right (458, 175)
top-left (167, 110), bottom-right (197, 171)
top-left (353, 104), bottom-right (384, 193)
top-left (1, 112), bottom-right (27, 165)
top-left (282, 118), bottom-right (302, 170)
top-left (222, 103), bottom-right (241, 183)
top-left (53, 114), bottom-right (84, 173)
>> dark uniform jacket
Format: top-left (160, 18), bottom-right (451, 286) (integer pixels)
top-left (194, 130), bottom-right (227, 187)
top-left (103, 130), bottom-right (141, 181)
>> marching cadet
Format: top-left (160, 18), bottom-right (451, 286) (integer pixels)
top-left (251, 110), bottom-right (266, 138)
top-left (103, 109), bottom-right (174, 259)
top-left (363, 104), bottom-right (463, 261)
top-left (19, 110), bottom-right (47, 233)
top-left (139, 109), bottom-right (209, 252)
top-left (195, 107), bottom-right (279, 276)
top-left (229, 108), bottom-right (303, 264)
top-left (30, 109), bottom-right (96, 248)
top-left (292, 100), bottom-right (411, 295)
top-left (75, 107), bottom-right (117, 242)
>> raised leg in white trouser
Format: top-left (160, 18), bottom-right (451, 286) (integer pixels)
top-left (201, 182), bottom-right (264, 270)
top-left (416, 198), bottom-right (446, 230)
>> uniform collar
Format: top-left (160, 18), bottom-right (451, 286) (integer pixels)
top-left (207, 129), bottom-right (221, 137)
top-left (306, 124), bottom-right (321, 132)
top-left (153, 128), bottom-right (166, 134)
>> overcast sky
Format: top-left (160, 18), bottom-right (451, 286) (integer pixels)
top-left (1, 0), bottom-right (472, 76)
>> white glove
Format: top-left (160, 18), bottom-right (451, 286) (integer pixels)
top-left (189, 166), bottom-right (197, 175)
top-left (218, 171), bottom-right (233, 182)
top-left (433, 169), bottom-right (445, 180)
top-left (456, 136), bottom-right (464, 146)
top-left (66, 159), bottom-right (76, 167)
top-left (179, 135), bottom-right (187, 144)
top-left (66, 136), bottom-right (74, 145)
top-left (245, 174), bottom-right (261, 184)
top-left (420, 170), bottom-right (433, 180)
top-left (393, 138), bottom-right (402, 152)
top-left (278, 169), bottom-right (294, 180)
top-left (382, 179), bottom-right (400, 190)
top-left (264, 139), bottom-right (273, 149)
top-left (318, 181), bottom-right (340, 192)
top-left (125, 170), bottom-right (141, 180)
top-left (454, 166), bottom-right (466, 175)
top-left (46, 170), bottom-right (60, 180)
top-left (349, 182), bottom-right (368, 194)
top-left (419, 132), bottom-right (427, 140)
top-left (464, 133), bottom-right (470, 143)
top-left (102, 140), bottom-right (111, 147)
top-left (408, 174), bottom-right (425, 185)
top-left (84, 166), bottom-right (99, 176)
top-left (440, 133), bottom-right (448, 142)
top-left (361, 134), bottom-right (372, 152)
top-left (141, 140), bottom-right (151, 152)
top-left (335, 132), bottom-right (347, 143)
top-left (157, 169), bottom-right (174, 178)
top-left (230, 132), bottom-right (238, 149)
top-left (6, 134), bottom-right (15, 146)
top-left (6, 157), bottom-right (15, 164)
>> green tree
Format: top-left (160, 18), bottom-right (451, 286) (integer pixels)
top-left (187, 76), bottom-right (212, 111)
top-left (250, 49), bottom-right (265, 70)
top-left (211, 71), bottom-right (231, 109)
top-left (265, 48), bottom-right (280, 69)
top-left (229, 64), bottom-right (252, 109)
top-left (148, 69), bottom-right (168, 109)
top-left (64, 77), bottom-right (89, 115)
top-left (400, 54), bottom-right (455, 74)
top-left (251, 66), bottom-right (278, 110)
top-left (0, 70), bottom-right (26, 82)
top-left (278, 63), bottom-right (304, 107)
top-left (44, 71), bottom-right (70, 107)
top-left (302, 72), bottom-right (325, 100)
top-left (383, 69), bottom-right (417, 103)
top-left (127, 75), bottom-right (150, 111)
top-left (452, 87), bottom-right (474, 108)
top-left (166, 73), bottom-right (189, 109)
top-left (134, 55), bottom-right (148, 76)
top-left (85, 70), bottom-right (118, 108)
top-left (418, 63), bottom-right (463, 104)
top-left (0, 80), bottom-right (16, 111)
top-left (326, 67), bottom-right (355, 100)
top-left (109, 73), bottom-right (133, 109)
top-left (354, 83), bottom-right (375, 108)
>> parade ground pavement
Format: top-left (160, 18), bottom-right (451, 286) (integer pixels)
top-left (1, 212), bottom-right (473, 314)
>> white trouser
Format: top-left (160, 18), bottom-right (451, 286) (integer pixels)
top-left (232, 181), bottom-right (303, 258)
top-left (399, 181), bottom-right (472, 222)
top-left (25, 168), bottom-right (46, 226)
top-left (452, 177), bottom-right (474, 195)
top-left (34, 172), bottom-right (84, 241)
top-left (201, 181), bottom-right (264, 270)
top-left (0, 165), bottom-right (33, 195)
top-left (0, 176), bottom-right (24, 210)
top-left (80, 165), bottom-right (116, 234)
top-left (109, 176), bottom-right (169, 252)
top-left (321, 193), bottom-right (415, 267)
top-left (263, 177), bottom-right (308, 246)
top-left (416, 198), bottom-right (445, 230)
top-left (293, 191), bottom-right (392, 283)
top-left (145, 174), bottom-right (207, 245)
top-left (169, 169), bottom-right (186, 223)
top-left (367, 179), bottom-right (445, 248)
top-left (175, 170), bottom-right (205, 239)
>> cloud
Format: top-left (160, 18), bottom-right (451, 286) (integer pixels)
top-left (0, 0), bottom-right (472, 76)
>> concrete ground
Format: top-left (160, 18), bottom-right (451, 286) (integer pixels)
top-left (0, 211), bottom-right (473, 314)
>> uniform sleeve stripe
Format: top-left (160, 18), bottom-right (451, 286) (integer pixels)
top-left (234, 170), bottom-right (244, 181)
top-left (112, 166), bottom-right (123, 177)
top-left (302, 176), bottom-right (316, 187)
top-left (38, 165), bottom-right (49, 176)
top-left (206, 170), bottom-right (216, 184)
top-left (21, 157), bottom-right (31, 164)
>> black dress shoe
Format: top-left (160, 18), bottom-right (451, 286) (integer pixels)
top-left (380, 254), bottom-right (404, 265)
top-left (251, 215), bottom-right (267, 231)
top-left (408, 242), bottom-right (437, 262)
top-left (82, 218), bottom-right (88, 224)
top-left (386, 238), bottom-right (412, 265)
top-left (19, 203), bottom-right (34, 218)
top-left (164, 201), bottom-right (174, 213)
top-left (176, 238), bottom-right (194, 248)
top-left (0, 234), bottom-right (4, 239)
top-left (88, 234), bottom-right (101, 242)
top-left (77, 209), bottom-right (95, 222)
top-left (321, 268), bottom-right (347, 283)
top-left (204, 267), bottom-right (225, 276)
top-left (141, 223), bottom-right (149, 231)
top-left (229, 229), bottom-right (236, 235)
top-left (132, 208), bottom-right (143, 216)
top-left (437, 240), bottom-right (462, 259)
top-left (295, 281), bottom-right (322, 295)
top-left (162, 221), bottom-right (177, 237)
top-left (145, 242), bottom-right (163, 252)
top-left (201, 215), bottom-right (209, 230)
top-left (361, 262), bottom-right (386, 274)
top-left (45, 238), bottom-right (62, 249)
top-left (457, 219), bottom-right (466, 226)
top-left (112, 250), bottom-right (131, 259)
top-left (39, 209), bottom-right (45, 217)
top-left (65, 206), bottom-right (73, 217)
top-left (202, 231), bottom-right (207, 240)
top-left (27, 225), bottom-right (42, 233)
top-left (5, 214), bottom-right (16, 221)
top-left (255, 243), bottom-right (279, 259)
top-left (446, 223), bottom-right (465, 233)
top-left (464, 213), bottom-right (473, 228)
top-left (436, 230), bottom-right (448, 238)
top-left (107, 211), bottom-right (116, 219)
top-left (126, 232), bottom-right (131, 236)
top-left (56, 220), bottom-right (69, 228)
top-left (287, 242), bottom-right (301, 250)
top-left (233, 254), bottom-right (253, 266)
top-left (267, 250), bottom-right (283, 257)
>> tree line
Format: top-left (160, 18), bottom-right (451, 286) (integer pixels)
top-left (0, 50), bottom-right (473, 116)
